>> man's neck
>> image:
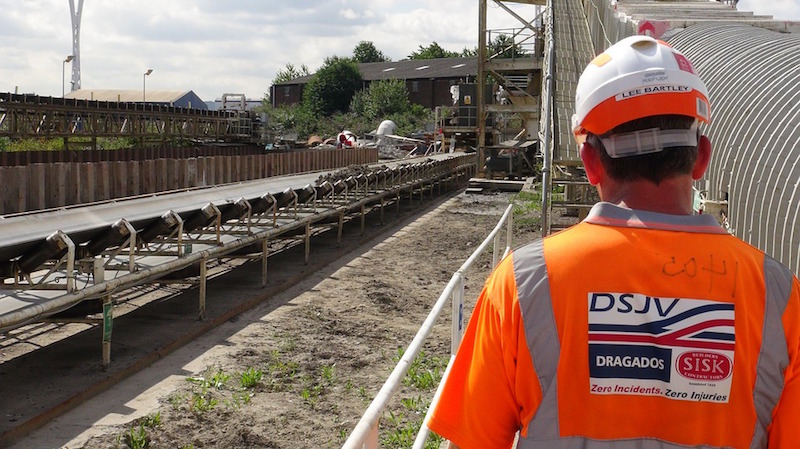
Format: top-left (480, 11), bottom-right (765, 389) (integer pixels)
top-left (596, 175), bottom-right (696, 215)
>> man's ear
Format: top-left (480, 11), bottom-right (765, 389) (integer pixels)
top-left (580, 141), bottom-right (604, 186)
top-left (691, 135), bottom-right (712, 180)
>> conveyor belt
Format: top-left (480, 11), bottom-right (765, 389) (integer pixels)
top-left (0, 154), bottom-right (456, 263)
top-left (0, 152), bottom-right (475, 334)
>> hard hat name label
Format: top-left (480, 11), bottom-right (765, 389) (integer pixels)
top-left (618, 85), bottom-right (690, 100)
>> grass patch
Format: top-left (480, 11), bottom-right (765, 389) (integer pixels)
top-left (121, 424), bottom-right (150, 449)
top-left (239, 367), bottom-right (263, 389)
top-left (511, 190), bottom-right (543, 230)
top-left (377, 349), bottom-right (448, 448)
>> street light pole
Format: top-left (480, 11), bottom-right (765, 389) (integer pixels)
top-left (62, 55), bottom-right (74, 97)
top-left (143, 68), bottom-right (153, 102)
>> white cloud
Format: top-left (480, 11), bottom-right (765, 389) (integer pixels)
top-left (1, 0), bottom-right (789, 102)
top-left (339, 8), bottom-right (359, 20)
top-left (736, 0), bottom-right (800, 20)
top-left (2, 0), bottom-right (506, 100)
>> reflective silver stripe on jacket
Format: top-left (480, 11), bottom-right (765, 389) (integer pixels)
top-left (750, 256), bottom-right (793, 448)
top-left (511, 240), bottom-right (793, 449)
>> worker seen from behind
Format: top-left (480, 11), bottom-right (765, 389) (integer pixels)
top-left (427, 35), bottom-right (800, 448)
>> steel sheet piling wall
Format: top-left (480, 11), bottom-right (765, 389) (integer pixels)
top-left (0, 148), bottom-right (378, 215)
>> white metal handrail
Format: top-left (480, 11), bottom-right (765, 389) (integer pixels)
top-left (342, 203), bottom-right (515, 449)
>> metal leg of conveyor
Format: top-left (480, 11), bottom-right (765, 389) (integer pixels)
top-left (396, 192), bottom-right (401, 214)
top-left (337, 211), bottom-right (344, 246)
top-left (102, 294), bottom-right (113, 368)
top-left (305, 222), bottom-right (311, 264)
top-left (380, 197), bottom-right (385, 225)
top-left (261, 238), bottom-right (268, 287)
top-left (199, 256), bottom-right (207, 320)
top-left (361, 204), bottom-right (366, 235)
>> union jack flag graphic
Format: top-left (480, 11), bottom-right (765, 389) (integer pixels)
top-left (589, 302), bottom-right (735, 352)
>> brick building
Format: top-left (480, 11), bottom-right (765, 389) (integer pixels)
top-left (270, 57), bottom-right (477, 110)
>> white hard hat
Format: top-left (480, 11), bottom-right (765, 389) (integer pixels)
top-left (572, 35), bottom-right (711, 147)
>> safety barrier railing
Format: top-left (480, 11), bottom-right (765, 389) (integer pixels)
top-left (342, 203), bottom-right (515, 449)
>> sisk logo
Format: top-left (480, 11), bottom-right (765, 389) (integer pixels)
top-left (677, 351), bottom-right (732, 381)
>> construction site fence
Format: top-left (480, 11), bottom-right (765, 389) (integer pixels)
top-left (0, 144), bottom-right (270, 166)
top-left (0, 147), bottom-right (378, 216)
top-left (342, 203), bottom-right (514, 449)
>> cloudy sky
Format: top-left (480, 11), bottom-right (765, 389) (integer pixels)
top-left (0, 0), bottom-right (796, 102)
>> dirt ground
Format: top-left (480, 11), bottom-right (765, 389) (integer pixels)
top-left (4, 188), bottom-right (561, 449)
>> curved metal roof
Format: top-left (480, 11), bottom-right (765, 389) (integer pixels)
top-left (669, 23), bottom-right (800, 274)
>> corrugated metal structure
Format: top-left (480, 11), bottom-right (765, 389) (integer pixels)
top-left (669, 23), bottom-right (800, 274)
top-left (551, 0), bottom-right (594, 163)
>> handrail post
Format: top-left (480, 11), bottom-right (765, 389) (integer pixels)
top-left (492, 232), bottom-right (501, 268)
top-left (451, 272), bottom-right (465, 355)
top-left (507, 209), bottom-right (514, 252)
top-left (364, 421), bottom-right (379, 449)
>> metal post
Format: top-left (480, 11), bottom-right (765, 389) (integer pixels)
top-left (361, 204), bottom-right (367, 235)
top-left (143, 69), bottom-right (153, 102)
top-left (541, 1), bottom-right (555, 237)
top-left (57, 231), bottom-right (77, 293)
top-left (261, 238), bottom-right (268, 287)
top-left (451, 273), bottom-right (465, 355)
top-left (62, 55), bottom-right (74, 97)
top-left (337, 211), bottom-right (344, 246)
top-left (102, 294), bottom-right (113, 367)
top-left (365, 421), bottom-right (379, 449)
top-left (477, 0), bottom-right (488, 176)
top-left (199, 256), bottom-right (207, 320)
top-left (120, 220), bottom-right (137, 273)
top-left (304, 222), bottom-right (311, 264)
top-left (507, 210), bottom-right (514, 252)
top-left (493, 232), bottom-right (501, 268)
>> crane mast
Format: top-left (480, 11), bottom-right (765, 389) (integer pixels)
top-left (68, 0), bottom-right (83, 92)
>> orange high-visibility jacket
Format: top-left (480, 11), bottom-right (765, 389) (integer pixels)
top-left (428, 203), bottom-right (800, 449)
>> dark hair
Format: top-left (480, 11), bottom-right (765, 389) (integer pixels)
top-left (587, 115), bottom-right (699, 184)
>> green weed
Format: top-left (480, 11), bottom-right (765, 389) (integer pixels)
top-left (123, 424), bottom-right (149, 449)
top-left (396, 350), bottom-right (447, 391)
top-left (186, 366), bottom-right (230, 390)
top-left (400, 395), bottom-right (426, 414)
top-left (190, 388), bottom-right (219, 413)
top-left (167, 392), bottom-right (188, 411)
top-left (320, 364), bottom-right (336, 384)
top-left (239, 367), bottom-right (263, 389)
top-left (226, 391), bottom-right (253, 409)
top-left (138, 412), bottom-right (161, 429)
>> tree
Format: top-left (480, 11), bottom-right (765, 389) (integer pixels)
top-left (350, 78), bottom-right (411, 119)
top-left (407, 42), bottom-right (459, 60)
top-left (273, 63), bottom-right (311, 84)
top-left (459, 46), bottom-right (478, 57)
top-left (353, 41), bottom-right (391, 63)
top-left (488, 34), bottom-right (527, 59)
top-left (302, 56), bottom-right (363, 117)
